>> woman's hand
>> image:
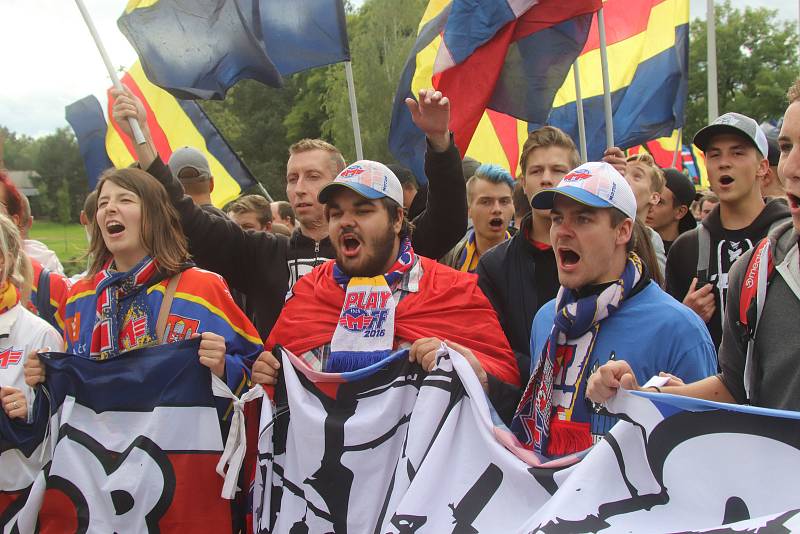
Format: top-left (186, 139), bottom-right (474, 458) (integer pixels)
top-left (1, 386), bottom-right (27, 420)
top-left (23, 350), bottom-right (46, 386)
top-left (195, 332), bottom-right (226, 378)
top-left (252, 350), bottom-right (281, 385)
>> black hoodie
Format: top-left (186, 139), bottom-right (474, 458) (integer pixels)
top-left (665, 198), bottom-right (790, 348)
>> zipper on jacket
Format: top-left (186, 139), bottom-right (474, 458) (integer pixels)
top-left (314, 241), bottom-right (320, 265)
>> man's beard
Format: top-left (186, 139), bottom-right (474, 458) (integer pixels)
top-left (335, 224), bottom-right (398, 277)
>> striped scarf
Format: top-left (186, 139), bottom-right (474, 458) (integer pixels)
top-left (511, 253), bottom-right (643, 457)
top-left (90, 256), bottom-right (166, 359)
top-left (456, 229), bottom-right (510, 273)
top-left (328, 237), bottom-right (415, 372)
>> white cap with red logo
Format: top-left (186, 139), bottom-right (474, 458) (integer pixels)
top-left (318, 160), bottom-right (404, 207)
top-left (531, 161), bottom-right (637, 220)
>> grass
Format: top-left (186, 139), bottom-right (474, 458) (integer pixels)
top-left (28, 221), bottom-right (89, 277)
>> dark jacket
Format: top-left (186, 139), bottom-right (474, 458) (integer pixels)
top-left (665, 198), bottom-right (790, 348)
top-left (475, 213), bottom-right (559, 386)
top-left (145, 139), bottom-right (467, 339)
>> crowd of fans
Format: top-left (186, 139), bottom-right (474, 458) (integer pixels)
top-left (1, 78), bottom-right (799, 525)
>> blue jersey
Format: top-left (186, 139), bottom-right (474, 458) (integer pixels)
top-left (530, 281), bottom-right (717, 438)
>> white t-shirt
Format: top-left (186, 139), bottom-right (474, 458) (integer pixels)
top-left (0, 304), bottom-right (63, 492)
top-left (23, 239), bottom-right (65, 275)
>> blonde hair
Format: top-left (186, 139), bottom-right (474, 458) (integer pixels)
top-left (288, 138), bottom-right (346, 176)
top-left (626, 153), bottom-right (666, 194)
top-left (0, 214), bottom-right (32, 304)
top-left (788, 79), bottom-right (800, 104)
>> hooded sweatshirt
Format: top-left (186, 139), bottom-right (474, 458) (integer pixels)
top-left (718, 221), bottom-right (800, 410)
top-left (665, 198), bottom-right (790, 348)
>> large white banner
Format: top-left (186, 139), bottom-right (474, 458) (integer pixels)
top-left (254, 345), bottom-right (800, 534)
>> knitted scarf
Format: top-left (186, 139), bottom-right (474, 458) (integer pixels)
top-left (328, 237), bottom-right (415, 372)
top-left (90, 256), bottom-right (167, 359)
top-left (511, 253), bottom-right (643, 457)
top-left (0, 282), bottom-right (20, 315)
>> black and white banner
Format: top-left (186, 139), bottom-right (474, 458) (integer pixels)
top-left (254, 345), bottom-right (800, 533)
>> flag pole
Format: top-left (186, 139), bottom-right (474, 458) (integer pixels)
top-left (706, 0), bottom-right (719, 122)
top-left (344, 61), bottom-right (364, 160)
top-left (573, 60), bottom-right (588, 163)
top-left (597, 8), bottom-right (615, 150)
top-left (73, 0), bottom-right (146, 146)
top-left (672, 128), bottom-right (682, 168)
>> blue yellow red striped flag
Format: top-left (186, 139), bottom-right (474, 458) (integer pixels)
top-left (390, 0), bottom-right (688, 181)
top-left (65, 95), bottom-right (114, 190)
top-left (389, 0), bottom-right (601, 182)
top-left (627, 130), bottom-right (710, 190)
top-left (106, 61), bottom-right (257, 207)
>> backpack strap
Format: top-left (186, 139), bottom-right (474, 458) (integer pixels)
top-left (696, 224), bottom-right (711, 283)
top-left (738, 238), bottom-right (775, 401)
top-left (156, 272), bottom-right (182, 343)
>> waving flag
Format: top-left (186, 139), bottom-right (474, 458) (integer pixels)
top-left (0, 339), bottom-right (236, 533)
top-left (389, 0), bottom-right (601, 182)
top-left (252, 345), bottom-right (800, 533)
top-left (106, 61), bottom-right (258, 207)
top-left (118, 0), bottom-right (350, 100)
top-left (65, 95), bottom-right (114, 189)
top-left (549, 0), bottom-right (690, 161)
top-left (118, 0), bottom-right (282, 100)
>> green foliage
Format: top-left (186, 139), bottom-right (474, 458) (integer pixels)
top-left (30, 128), bottom-right (87, 224)
top-left (686, 1), bottom-right (799, 138)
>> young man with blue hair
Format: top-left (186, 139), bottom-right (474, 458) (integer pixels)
top-left (442, 164), bottom-right (515, 272)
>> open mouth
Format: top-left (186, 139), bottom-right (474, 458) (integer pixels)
top-left (719, 175), bottom-right (734, 186)
top-left (106, 222), bottom-right (125, 236)
top-left (558, 247), bottom-right (581, 267)
top-left (340, 233), bottom-right (362, 257)
top-left (788, 192), bottom-right (799, 210)
top-left (488, 217), bottom-right (504, 230)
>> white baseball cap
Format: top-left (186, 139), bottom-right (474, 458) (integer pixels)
top-left (531, 161), bottom-right (637, 220)
top-left (318, 160), bottom-right (404, 207)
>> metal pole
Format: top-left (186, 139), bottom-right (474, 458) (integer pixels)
top-left (344, 61), bottom-right (364, 160)
top-left (74, 0), bottom-right (146, 145)
top-left (573, 60), bottom-right (588, 163)
top-left (597, 8), bottom-right (615, 150)
top-left (256, 182), bottom-right (274, 203)
top-left (707, 0), bottom-right (719, 122)
top-left (672, 128), bottom-right (682, 168)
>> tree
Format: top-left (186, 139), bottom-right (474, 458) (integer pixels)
top-left (30, 128), bottom-right (87, 224)
top-left (686, 1), bottom-right (799, 138)
top-left (322, 0), bottom-right (426, 163)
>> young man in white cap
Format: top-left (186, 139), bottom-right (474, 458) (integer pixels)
top-left (252, 160), bottom-right (522, 421)
top-left (510, 162), bottom-right (716, 458)
top-left (666, 112), bottom-right (790, 349)
top-left (587, 80), bottom-right (800, 412)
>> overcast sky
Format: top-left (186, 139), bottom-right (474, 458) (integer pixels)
top-left (1, 0), bottom-right (796, 138)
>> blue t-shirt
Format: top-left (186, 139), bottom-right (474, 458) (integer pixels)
top-left (530, 281), bottom-right (717, 438)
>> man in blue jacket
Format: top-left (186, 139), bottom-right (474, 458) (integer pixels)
top-left (511, 162), bottom-right (717, 459)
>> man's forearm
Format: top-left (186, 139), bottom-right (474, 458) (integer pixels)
top-left (656, 375), bottom-right (737, 404)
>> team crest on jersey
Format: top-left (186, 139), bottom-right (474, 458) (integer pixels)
top-left (65, 312), bottom-right (81, 344)
top-left (120, 315), bottom-right (150, 350)
top-left (164, 315), bottom-right (200, 343)
top-left (0, 348), bottom-right (23, 369)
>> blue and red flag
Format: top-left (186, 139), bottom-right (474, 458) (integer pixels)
top-left (389, 0), bottom-right (601, 182)
top-left (0, 339), bottom-right (236, 533)
top-left (65, 95), bottom-right (114, 190)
